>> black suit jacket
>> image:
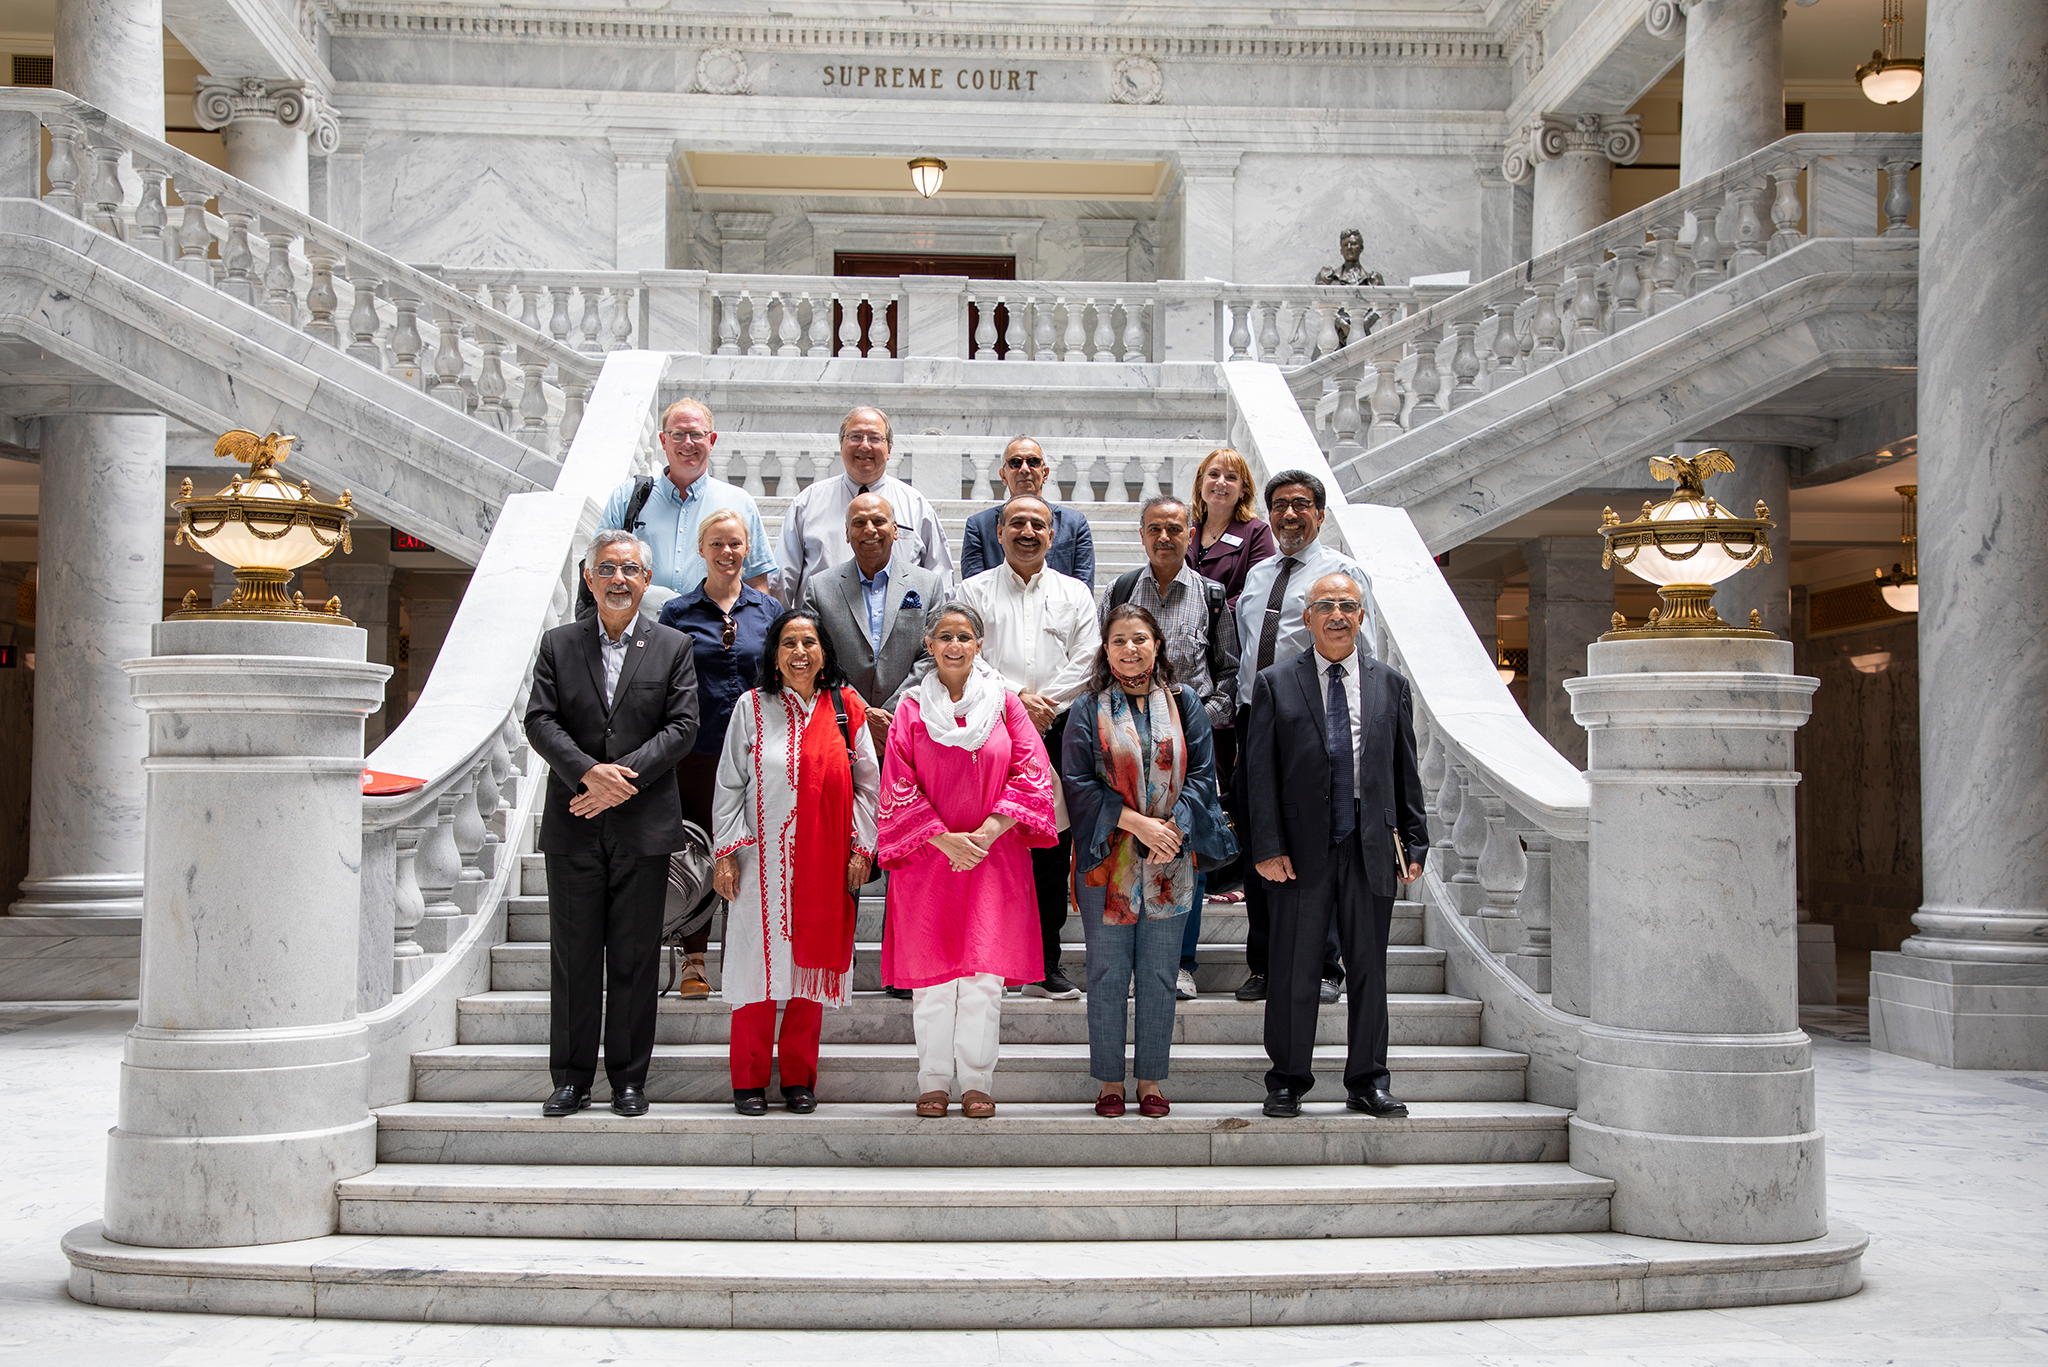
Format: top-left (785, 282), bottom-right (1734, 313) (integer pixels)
top-left (525, 615), bottom-right (700, 857)
top-left (1244, 645), bottom-right (1429, 899)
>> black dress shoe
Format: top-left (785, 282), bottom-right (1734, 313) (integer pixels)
top-left (610, 1085), bottom-right (648, 1117)
top-left (733, 1089), bottom-right (768, 1116)
top-left (882, 985), bottom-right (913, 1000)
top-left (541, 1084), bottom-right (591, 1117)
top-left (1235, 974), bottom-right (1268, 1002)
top-left (1262, 1088), bottom-right (1302, 1118)
top-left (1319, 978), bottom-right (1343, 1005)
top-left (1347, 1088), bottom-right (1409, 1118)
top-left (782, 1085), bottom-right (817, 1114)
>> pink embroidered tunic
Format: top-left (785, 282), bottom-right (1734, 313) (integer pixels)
top-left (877, 693), bottom-right (1058, 989)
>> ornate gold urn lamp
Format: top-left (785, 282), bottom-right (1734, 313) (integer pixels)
top-left (170, 429), bottom-right (358, 624)
top-left (1598, 448), bottom-right (1775, 640)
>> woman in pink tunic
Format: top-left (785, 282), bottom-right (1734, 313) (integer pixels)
top-left (877, 601), bottom-right (1057, 1119)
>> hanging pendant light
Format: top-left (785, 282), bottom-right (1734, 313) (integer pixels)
top-left (1875, 484), bottom-right (1918, 613)
top-left (908, 157), bottom-right (947, 198)
top-left (1856, 0), bottom-right (1923, 104)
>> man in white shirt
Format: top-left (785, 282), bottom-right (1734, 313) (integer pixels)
top-left (956, 495), bottom-right (1100, 999)
top-left (776, 405), bottom-right (951, 607)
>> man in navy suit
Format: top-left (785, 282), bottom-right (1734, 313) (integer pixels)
top-left (958, 435), bottom-right (1095, 588)
top-left (1244, 571), bottom-right (1429, 1118)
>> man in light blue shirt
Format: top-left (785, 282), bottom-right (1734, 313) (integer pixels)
top-left (598, 398), bottom-right (777, 596)
top-left (858, 560), bottom-right (890, 656)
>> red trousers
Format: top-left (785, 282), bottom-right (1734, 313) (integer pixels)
top-left (729, 998), bottom-right (823, 1091)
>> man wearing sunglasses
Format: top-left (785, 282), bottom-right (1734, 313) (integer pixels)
top-left (958, 436), bottom-right (1096, 588)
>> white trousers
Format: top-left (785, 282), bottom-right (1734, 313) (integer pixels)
top-left (911, 972), bottom-right (1003, 1097)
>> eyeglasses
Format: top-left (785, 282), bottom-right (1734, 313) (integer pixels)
top-left (591, 561), bottom-right (645, 580)
top-left (662, 429), bottom-right (712, 443)
top-left (844, 432), bottom-right (890, 448)
top-left (1306, 599), bottom-right (1364, 618)
top-left (720, 613), bottom-right (736, 649)
top-left (1269, 497), bottom-right (1319, 515)
top-left (1005, 455), bottom-right (1045, 469)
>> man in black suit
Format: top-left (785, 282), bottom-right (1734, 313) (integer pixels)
top-left (524, 529), bottom-right (699, 1118)
top-left (1244, 571), bottom-right (1429, 1119)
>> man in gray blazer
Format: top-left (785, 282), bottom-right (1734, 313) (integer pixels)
top-left (801, 490), bottom-right (944, 747)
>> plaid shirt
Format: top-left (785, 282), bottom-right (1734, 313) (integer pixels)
top-left (1116, 562), bottom-right (1238, 727)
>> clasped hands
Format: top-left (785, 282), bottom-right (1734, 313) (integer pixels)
top-left (571, 762), bottom-right (638, 818)
top-left (1119, 810), bottom-right (1183, 866)
top-left (929, 814), bottom-right (1018, 873)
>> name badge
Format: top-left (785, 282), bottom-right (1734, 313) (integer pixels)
top-left (1219, 533), bottom-right (1244, 548)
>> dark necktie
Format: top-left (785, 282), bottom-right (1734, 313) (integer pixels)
top-left (1327, 660), bottom-right (1356, 845)
top-left (1256, 555), bottom-right (1299, 672)
top-left (857, 483), bottom-right (872, 495)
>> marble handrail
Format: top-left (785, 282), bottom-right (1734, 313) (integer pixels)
top-left (0, 89), bottom-right (601, 458)
top-left (429, 267), bottom-right (645, 357)
top-left (702, 273), bottom-right (904, 359)
top-left (1216, 284), bottom-right (1463, 367)
top-left (1282, 131), bottom-right (1923, 448)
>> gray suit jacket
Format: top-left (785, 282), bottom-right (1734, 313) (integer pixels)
top-left (802, 556), bottom-right (946, 712)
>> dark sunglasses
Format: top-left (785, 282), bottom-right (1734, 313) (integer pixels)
top-left (721, 613), bottom-right (736, 649)
top-left (1005, 455), bottom-right (1045, 469)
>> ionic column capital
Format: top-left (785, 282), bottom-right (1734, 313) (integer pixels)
top-left (193, 77), bottom-right (341, 156)
top-left (1501, 112), bottom-right (1644, 184)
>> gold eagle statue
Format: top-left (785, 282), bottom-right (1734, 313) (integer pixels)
top-left (213, 429), bottom-right (297, 476)
top-left (1648, 448), bottom-right (1736, 499)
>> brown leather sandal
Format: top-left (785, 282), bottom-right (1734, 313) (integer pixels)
top-left (960, 1090), bottom-right (996, 1119)
top-left (915, 1090), bottom-right (949, 1118)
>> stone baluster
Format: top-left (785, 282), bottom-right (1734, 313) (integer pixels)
top-left (1473, 782), bottom-right (1529, 953)
top-left (430, 309), bottom-right (467, 409)
top-left (217, 200), bottom-right (258, 306)
top-left (174, 188), bottom-right (215, 284)
top-left (972, 293), bottom-right (997, 360)
top-left (304, 249), bottom-right (340, 347)
top-left (411, 795), bottom-right (465, 952)
top-left (1449, 766), bottom-right (1487, 913)
top-left (1430, 760), bottom-right (1462, 880)
top-left (802, 293), bottom-right (832, 357)
top-left (389, 293), bottom-right (426, 388)
top-left (772, 292), bottom-right (801, 357)
top-left (557, 374), bottom-right (587, 453)
top-left (869, 294), bottom-right (893, 356)
top-left (1061, 300), bottom-right (1086, 360)
top-left (1137, 453), bottom-right (1165, 501)
top-left (344, 268), bottom-right (383, 367)
top-left (1508, 820), bottom-right (1553, 992)
top-left (837, 294), bottom-right (862, 356)
top-left (1257, 300), bottom-right (1281, 362)
top-left (1728, 182), bottom-right (1767, 274)
top-left (516, 284), bottom-right (542, 335)
top-left (1000, 297), bottom-right (1024, 359)
top-left (1881, 159), bottom-right (1918, 237)
top-left (1646, 226), bottom-right (1684, 313)
top-left (772, 451), bottom-right (797, 497)
top-left (1330, 369), bottom-right (1364, 462)
top-left (1446, 322), bottom-right (1483, 407)
top-left (1530, 281), bottom-right (1565, 362)
top-left (1687, 206), bottom-right (1726, 294)
top-left (1314, 301), bottom-right (1341, 358)
top-left (1032, 300), bottom-right (1057, 361)
top-left (608, 288), bottom-right (634, 349)
top-left (475, 332), bottom-right (508, 428)
top-left (1408, 329), bottom-right (1444, 426)
top-left (452, 767), bottom-right (489, 913)
top-left (1090, 299), bottom-right (1115, 362)
top-left (1768, 166), bottom-right (1806, 255)
top-left (1225, 300), bottom-right (1252, 359)
top-left (1121, 299), bottom-right (1147, 361)
top-left (390, 825), bottom-right (428, 992)
top-left (1608, 244), bottom-right (1645, 332)
top-left (133, 161), bottom-right (169, 261)
top-left (481, 733), bottom-right (511, 853)
top-left (1494, 296), bottom-right (1531, 380)
top-left (1418, 726), bottom-right (1445, 847)
top-left (1568, 264), bottom-right (1601, 348)
top-left (516, 350), bottom-right (549, 442)
top-left (1365, 360), bottom-right (1403, 449)
top-left (43, 119), bottom-right (84, 217)
top-left (1105, 449), bottom-right (1134, 503)
top-left (740, 451), bottom-right (765, 498)
top-left (743, 290), bottom-right (769, 355)
top-left (580, 288), bottom-right (605, 352)
top-left (87, 139), bottom-right (123, 238)
top-left (962, 450), bottom-right (991, 500)
top-left (260, 226), bottom-right (298, 325)
top-left (547, 286), bottom-right (573, 346)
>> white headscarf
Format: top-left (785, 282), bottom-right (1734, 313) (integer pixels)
top-left (916, 657), bottom-right (1007, 751)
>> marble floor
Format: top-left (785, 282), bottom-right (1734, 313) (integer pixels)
top-left (3, 1003), bottom-right (2044, 1366)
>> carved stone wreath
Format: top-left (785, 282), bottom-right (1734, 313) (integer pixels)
top-left (693, 46), bottom-right (752, 96)
top-left (1109, 55), bottom-right (1164, 105)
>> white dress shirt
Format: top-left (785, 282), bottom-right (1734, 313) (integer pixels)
top-left (777, 472), bottom-right (952, 608)
top-left (958, 562), bottom-right (1101, 711)
top-left (1234, 540), bottom-right (1376, 705)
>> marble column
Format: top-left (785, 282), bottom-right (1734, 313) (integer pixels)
top-left (1447, 577), bottom-right (1503, 667)
top-left (1503, 113), bottom-right (1643, 256)
top-left (1521, 536), bottom-right (1613, 769)
top-left (1871, 0), bottom-right (2048, 1070)
top-left (1176, 150), bottom-right (1241, 281)
top-left (1676, 0), bottom-right (1784, 184)
top-left (1707, 443), bottom-right (1793, 638)
top-left (322, 563), bottom-right (395, 747)
top-left (1473, 156), bottom-right (1533, 277)
top-left (11, 414), bottom-right (164, 923)
top-left (1566, 635), bottom-right (1822, 1243)
top-left (612, 133), bottom-right (677, 271)
top-left (54, 0), bottom-right (162, 135)
top-left (193, 78), bottom-right (341, 214)
top-left (108, 619), bottom-right (388, 1246)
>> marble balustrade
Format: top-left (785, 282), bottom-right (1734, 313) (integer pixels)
top-left (1285, 131), bottom-right (1920, 462)
top-left (0, 89), bottom-right (601, 460)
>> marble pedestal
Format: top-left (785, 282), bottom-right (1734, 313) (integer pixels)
top-left (105, 619), bottom-right (390, 1248)
top-left (1564, 636), bottom-right (1824, 1244)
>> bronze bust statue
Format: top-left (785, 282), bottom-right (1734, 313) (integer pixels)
top-left (1315, 228), bottom-right (1383, 347)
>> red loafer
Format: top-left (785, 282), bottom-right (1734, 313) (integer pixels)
top-left (1137, 1092), bottom-right (1171, 1117)
top-left (1094, 1092), bottom-right (1127, 1117)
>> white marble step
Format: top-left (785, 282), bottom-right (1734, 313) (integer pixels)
top-left (62, 1220), bottom-right (1871, 1328)
top-left (334, 1160), bottom-right (1613, 1243)
top-left (373, 1099), bottom-right (1570, 1168)
top-left (454, 990), bottom-right (1481, 1048)
top-left (410, 1041), bottom-right (1528, 1105)
top-left (485, 940), bottom-right (1448, 996)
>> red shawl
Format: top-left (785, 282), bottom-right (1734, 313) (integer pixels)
top-left (791, 686), bottom-right (865, 976)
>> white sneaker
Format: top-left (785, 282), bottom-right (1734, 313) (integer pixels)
top-left (1176, 968), bottom-right (1198, 1001)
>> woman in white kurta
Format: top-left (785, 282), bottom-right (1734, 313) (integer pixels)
top-left (712, 607), bottom-right (879, 1116)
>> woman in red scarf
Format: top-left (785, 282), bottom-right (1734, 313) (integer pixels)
top-left (712, 608), bottom-right (879, 1117)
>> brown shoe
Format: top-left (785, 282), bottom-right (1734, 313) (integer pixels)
top-left (677, 952), bottom-right (710, 999)
top-left (915, 1090), bottom-right (949, 1118)
top-left (961, 1090), bottom-right (995, 1119)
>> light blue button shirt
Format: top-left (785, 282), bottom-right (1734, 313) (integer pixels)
top-left (858, 562), bottom-right (891, 654)
top-left (598, 472), bottom-right (777, 595)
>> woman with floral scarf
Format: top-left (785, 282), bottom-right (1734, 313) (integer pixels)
top-left (1061, 604), bottom-right (1238, 1117)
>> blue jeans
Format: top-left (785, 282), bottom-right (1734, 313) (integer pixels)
top-left (1078, 896), bottom-right (1184, 1083)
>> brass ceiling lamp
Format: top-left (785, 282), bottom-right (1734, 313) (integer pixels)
top-left (1598, 449), bottom-right (1776, 639)
top-left (1857, 0), bottom-right (1923, 105)
top-left (908, 157), bottom-right (947, 198)
top-left (171, 429), bottom-right (358, 624)
top-left (1875, 484), bottom-right (1918, 613)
